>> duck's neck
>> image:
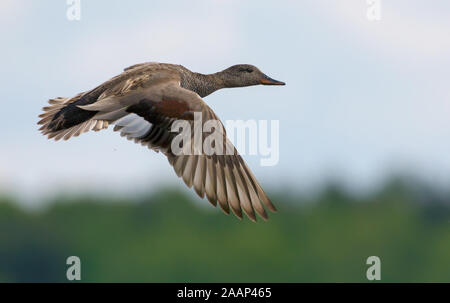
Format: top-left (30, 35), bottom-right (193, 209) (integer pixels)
top-left (181, 72), bottom-right (225, 98)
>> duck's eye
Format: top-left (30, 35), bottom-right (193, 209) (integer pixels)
top-left (239, 67), bottom-right (253, 73)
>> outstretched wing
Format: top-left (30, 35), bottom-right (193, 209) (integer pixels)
top-left (80, 80), bottom-right (277, 221)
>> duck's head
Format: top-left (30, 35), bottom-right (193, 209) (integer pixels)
top-left (220, 64), bottom-right (285, 88)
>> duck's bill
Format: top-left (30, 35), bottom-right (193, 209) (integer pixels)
top-left (260, 75), bottom-right (285, 85)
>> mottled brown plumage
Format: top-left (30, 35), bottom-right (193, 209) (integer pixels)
top-left (38, 62), bottom-right (285, 221)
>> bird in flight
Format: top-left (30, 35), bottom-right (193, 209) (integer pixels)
top-left (38, 62), bottom-right (285, 221)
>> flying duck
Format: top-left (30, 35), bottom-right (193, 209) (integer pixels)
top-left (38, 62), bottom-right (285, 221)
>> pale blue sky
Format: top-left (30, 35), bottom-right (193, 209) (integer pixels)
top-left (1, 0), bottom-right (449, 204)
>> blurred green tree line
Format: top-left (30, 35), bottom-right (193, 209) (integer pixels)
top-left (0, 179), bottom-right (449, 282)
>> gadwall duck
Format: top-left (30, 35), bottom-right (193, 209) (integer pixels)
top-left (38, 62), bottom-right (285, 222)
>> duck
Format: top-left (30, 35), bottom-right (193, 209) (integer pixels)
top-left (38, 62), bottom-right (285, 222)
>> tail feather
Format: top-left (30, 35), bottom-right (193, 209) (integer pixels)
top-left (38, 95), bottom-right (108, 141)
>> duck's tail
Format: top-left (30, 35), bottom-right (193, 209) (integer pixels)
top-left (37, 94), bottom-right (109, 141)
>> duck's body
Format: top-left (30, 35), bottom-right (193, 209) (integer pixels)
top-left (38, 62), bottom-right (285, 222)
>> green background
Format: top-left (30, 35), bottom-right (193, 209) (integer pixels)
top-left (1, 179), bottom-right (448, 282)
